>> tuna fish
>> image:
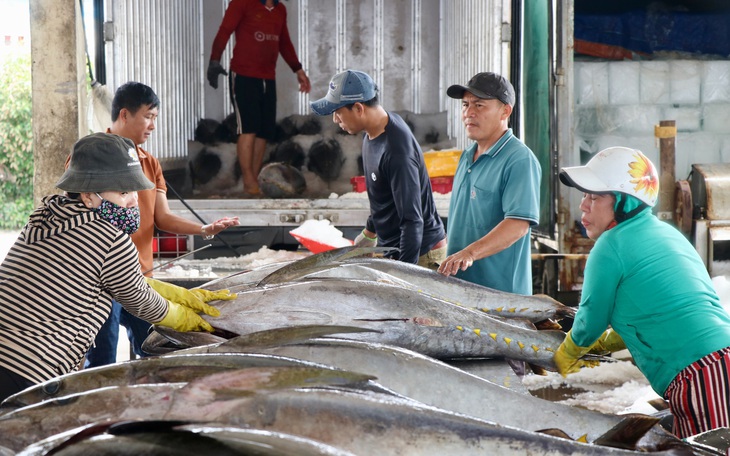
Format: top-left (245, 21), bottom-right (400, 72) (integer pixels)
top-left (0, 367), bottom-right (383, 451)
top-left (175, 335), bottom-right (688, 452)
top-left (255, 246), bottom-right (395, 287)
top-left (257, 162), bottom-right (307, 198)
top-left (0, 351), bottom-right (381, 411)
top-left (297, 259), bottom-right (576, 323)
top-left (0, 369), bottom-right (697, 456)
top-left (169, 278), bottom-right (601, 370)
top-left (18, 422), bottom-right (356, 456)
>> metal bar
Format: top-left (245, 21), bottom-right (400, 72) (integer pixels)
top-left (531, 253), bottom-right (589, 261)
top-left (166, 181), bottom-right (242, 256)
top-left (143, 243), bottom-right (212, 275)
top-left (657, 119), bottom-right (677, 222)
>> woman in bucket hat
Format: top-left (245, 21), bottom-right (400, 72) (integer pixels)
top-left (0, 133), bottom-right (233, 402)
top-left (555, 146), bottom-right (730, 438)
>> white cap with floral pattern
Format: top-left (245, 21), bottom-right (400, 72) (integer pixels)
top-left (559, 146), bottom-right (659, 207)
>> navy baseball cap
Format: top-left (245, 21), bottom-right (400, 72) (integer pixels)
top-left (310, 70), bottom-right (377, 116)
top-left (447, 72), bottom-right (515, 106)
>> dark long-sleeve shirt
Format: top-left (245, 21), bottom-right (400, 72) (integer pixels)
top-left (362, 112), bottom-right (445, 263)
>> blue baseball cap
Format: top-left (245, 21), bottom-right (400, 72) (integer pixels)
top-left (310, 70), bottom-right (377, 116)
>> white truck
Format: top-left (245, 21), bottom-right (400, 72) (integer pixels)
top-left (32, 0), bottom-right (730, 293)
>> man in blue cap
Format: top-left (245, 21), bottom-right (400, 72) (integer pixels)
top-left (310, 69), bottom-right (446, 269)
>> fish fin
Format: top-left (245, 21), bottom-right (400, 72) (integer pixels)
top-left (534, 318), bottom-right (564, 330)
top-left (648, 397), bottom-right (670, 411)
top-left (257, 246), bottom-right (397, 286)
top-left (535, 428), bottom-right (574, 440)
top-left (533, 294), bottom-right (578, 319)
top-left (141, 328), bottom-right (192, 355)
top-left (528, 363), bottom-right (548, 376)
top-left (593, 414), bottom-right (660, 449)
top-left (220, 325), bottom-right (382, 349)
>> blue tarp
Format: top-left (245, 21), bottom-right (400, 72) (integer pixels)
top-left (575, 10), bottom-right (730, 57)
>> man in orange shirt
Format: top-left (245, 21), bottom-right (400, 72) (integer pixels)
top-left (84, 82), bottom-right (240, 367)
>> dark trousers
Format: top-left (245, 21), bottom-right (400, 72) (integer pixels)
top-left (84, 300), bottom-right (152, 368)
top-left (0, 365), bottom-right (33, 403)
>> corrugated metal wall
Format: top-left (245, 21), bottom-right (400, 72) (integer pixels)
top-left (105, 0), bottom-right (204, 162)
top-left (106, 0), bottom-right (511, 161)
top-left (440, 0), bottom-right (512, 149)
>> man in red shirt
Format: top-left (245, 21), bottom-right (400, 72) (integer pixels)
top-left (207, 0), bottom-right (311, 195)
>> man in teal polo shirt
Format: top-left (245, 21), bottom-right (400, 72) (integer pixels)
top-left (438, 72), bottom-right (541, 295)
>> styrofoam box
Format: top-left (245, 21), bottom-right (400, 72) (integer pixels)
top-left (662, 107), bottom-right (702, 132)
top-left (575, 61), bottom-right (609, 106)
top-left (702, 61), bottom-right (730, 104)
top-left (640, 61), bottom-right (670, 105)
top-left (613, 105), bottom-right (662, 135)
top-left (702, 104), bottom-right (730, 133)
top-left (608, 61), bottom-right (640, 105)
top-left (676, 133), bottom-right (721, 180)
top-left (669, 61), bottom-right (702, 105)
top-left (721, 137), bottom-right (730, 163)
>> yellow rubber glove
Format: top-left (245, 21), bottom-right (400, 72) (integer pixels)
top-left (588, 329), bottom-right (626, 354)
top-left (157, 301), bottom-right (214, 333)
top-left (145, 277), bottom-right (230, 317)
top-left (189, 287), bottom-right (238, 303)
top-left (553, 330), bottom-right (598, 378)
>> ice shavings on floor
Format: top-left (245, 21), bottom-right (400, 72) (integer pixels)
top-left (523, 359), bottom-right (661, 415)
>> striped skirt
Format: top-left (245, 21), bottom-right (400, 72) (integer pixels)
top-left (664, 346), bottom-right (730, 438)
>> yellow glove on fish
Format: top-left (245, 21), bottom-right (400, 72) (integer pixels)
top-left (157, 301), bottom-right (214, 333)
top-left (145, 277), bottom-right (231, 317)
top-left (588, 329), bottom-right (626, 354)
top-left (553, 330), bottom-right (598, 377)
top-left (189, 287), bottom-right (238, 304)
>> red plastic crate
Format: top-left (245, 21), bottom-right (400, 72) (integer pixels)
top-left (430, 176), bottom-right (454, 194)
top-left (350, 176), bottom-right (366, 192)
top-left (154, 231), bottom-right (188, 258)
top-left (352, 175), bottom-right (452, 194)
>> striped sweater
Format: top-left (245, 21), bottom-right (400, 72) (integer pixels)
top-left (0, 195), bottom-right (168, 384)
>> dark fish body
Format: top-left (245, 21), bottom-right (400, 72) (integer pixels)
top-left (257, 162), bottom-right (306, 198)
top-left (307, 139), bottom-right (344, 182)
top-left (271, 139), bottom-right (306, 169)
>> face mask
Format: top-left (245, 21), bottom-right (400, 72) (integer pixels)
top-left (92, 193), bottom-right (141, 235)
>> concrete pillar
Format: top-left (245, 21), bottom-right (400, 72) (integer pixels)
top-left (29, 0), bottom-right (87, 204)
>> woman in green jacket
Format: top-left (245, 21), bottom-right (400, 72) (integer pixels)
top-left (554, 146), bottom-right (730, 438)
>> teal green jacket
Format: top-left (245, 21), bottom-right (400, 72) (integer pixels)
top-left (571, 208), bottom-right (730, 395)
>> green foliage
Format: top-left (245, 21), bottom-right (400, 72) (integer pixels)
top-left (0, 52), bottom-right (34, 229)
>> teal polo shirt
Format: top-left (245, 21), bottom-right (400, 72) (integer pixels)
top-left (446, 129), bottom-right (541, 295)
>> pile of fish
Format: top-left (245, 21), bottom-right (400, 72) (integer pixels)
top-left (0, 247), bottom-right (725, 455)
